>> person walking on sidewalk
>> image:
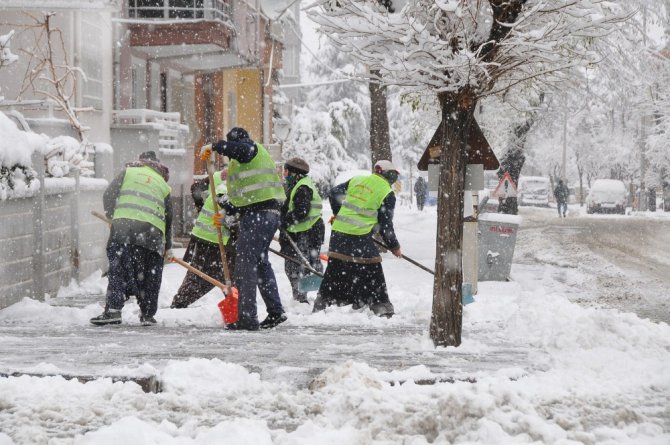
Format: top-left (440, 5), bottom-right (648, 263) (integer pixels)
top-left (554, 178), bottom-right (569, 218)
top-left (170, 168), bottom-right (237, 309)
top-left (91, 151), bottom-right (173, 326)
top-left (313, 160), bottom-right (402, 317)
top-left (279, 157), bottom-right (325, 304)
top-left (201, 127), bottom-right (287, 330)
top-left (414, 176), bottom-right (428, 211)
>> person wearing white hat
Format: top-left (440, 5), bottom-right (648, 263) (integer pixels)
top-left (313, 160), bottom-right (402, 317)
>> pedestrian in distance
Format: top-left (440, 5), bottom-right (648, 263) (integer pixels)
top-left (313, 160), bottom-right (402, 317)
top-left (91, 151), bottom-right (173, 326)
top-left (279, 157), bottom-right (325, 304)
top-left (554, 178), bottom-right (569, 218)
top-left (200, 127), bottom-right (287, 331)
top-left (170, 167), bottom-right (238, 309)
top-left (414, 176), bottom-right (428, 211)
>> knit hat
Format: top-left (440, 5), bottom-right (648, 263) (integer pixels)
top-left (284, 157), bottom-right (310, 175)
top-left (139, 150), bottom-right (159, 162)
top-left (226, 127), bottom-right (250, 142)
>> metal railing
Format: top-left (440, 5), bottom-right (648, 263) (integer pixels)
top-left (112, 109), bottom-right (189, 150)
top-left (127, 0), bottom-right (231, 22)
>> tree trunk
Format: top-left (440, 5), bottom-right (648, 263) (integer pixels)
top-left (430, 92), bottom-right (474, 347)
top-left (368, 70), bottom-right (392, 166)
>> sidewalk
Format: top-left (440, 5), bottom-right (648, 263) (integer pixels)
top-left (0, 299), bottom-right (536, 390)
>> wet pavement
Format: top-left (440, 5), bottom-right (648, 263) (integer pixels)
top-left (0, 317), bottom-right (533, 389)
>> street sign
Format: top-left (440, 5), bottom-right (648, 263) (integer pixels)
top-left (492, 172), bottom-right (517, 199)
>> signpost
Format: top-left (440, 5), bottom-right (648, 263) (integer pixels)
top-left (492, 172), bottom-right (517, 200)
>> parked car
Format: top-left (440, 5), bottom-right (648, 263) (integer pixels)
top-left (517, 176), bottom-right (550, 207)
top-left (586, 179), bottom-right (627, 214)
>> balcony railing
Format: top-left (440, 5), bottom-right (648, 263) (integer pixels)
top-left (112, 109), bottom-right (189, 150)
top-left (127, 0), bottom-right (231, 22)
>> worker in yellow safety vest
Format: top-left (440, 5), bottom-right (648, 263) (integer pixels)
top-left (91, 150), bottom-right (173, 326)
top-left (170, 167), bottom-right (238, 308)
top-left (279, 157), bottom-right (325, 304)
top-left (313, 160), bottom-right (402, 318)
top-left (200, 127), bottom-right (287, 331)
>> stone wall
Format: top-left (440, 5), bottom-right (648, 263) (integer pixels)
top-left (0, 150), bottom-right (112, 309)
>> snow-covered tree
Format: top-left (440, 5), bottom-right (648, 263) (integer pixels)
top-left (305, 40), bottom-right (371, 161)
top-left (308, 0), bottom-right (632, 346)
top-left (282, 105), bottom-right (358, 191)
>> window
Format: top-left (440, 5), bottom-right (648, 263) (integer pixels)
top-left (80, 13), bottom-right (104, 110)
top-left (128, 0), bottom-right (205, 19)
top-left (129, 0), bottom-right (164, 19)
top-left (169, 0), bottom-right (204, 19)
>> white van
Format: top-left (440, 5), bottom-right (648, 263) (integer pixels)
top-left (517, 176), bottom-right (550, 207)
top-left (586, 179), bottom-right (627, 214)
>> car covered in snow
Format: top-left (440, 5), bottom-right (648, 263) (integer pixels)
top-left (586, 179), bottom-right (627, 214)
top-left (517, 176), bottom-right (550, 207)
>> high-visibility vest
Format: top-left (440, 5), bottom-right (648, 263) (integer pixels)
top-left (113, 166), bottom-right (171, 236)
top-left (227, 143), bottom-right (285, 207)
top-left (191, 172), bottom-right (230, 245)
top-left (286, 176), bottom-right (322, 233)
top-left (332, 174), bottom-right (392, 236)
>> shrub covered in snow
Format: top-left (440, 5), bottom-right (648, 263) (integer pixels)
top-left (0, 111), bottom-right (96, 200)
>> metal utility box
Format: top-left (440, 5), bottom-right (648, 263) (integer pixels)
top-left (478, 213), bottom-right (522, 281)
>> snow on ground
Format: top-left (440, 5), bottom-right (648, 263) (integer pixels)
top-left (0, 205), bottom-right (669, 444)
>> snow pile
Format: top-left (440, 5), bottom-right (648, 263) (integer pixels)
top-left (44, 135), bottom-right (95, 178)
top-left (0, 110), bottom-right (100, 200)
top-left (0, 111), bottom-right (44, 200)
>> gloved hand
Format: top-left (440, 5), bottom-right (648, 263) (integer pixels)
top-left (213, 140), bottom-right (228, 152)
top-left (391, 247), bottom-right (402, 258)
top-left (328, 215), bottom-right (336, 225)
top-left (164, 249), bottom-right (175, 260)
top-left (199, 144), bottom-right (213, 161)
top-left (212, 212), bottom-right (223, 229)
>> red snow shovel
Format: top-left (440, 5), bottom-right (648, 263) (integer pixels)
top-left (203, 146), bottom-right (239, 325)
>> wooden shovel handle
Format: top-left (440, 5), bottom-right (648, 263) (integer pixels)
top-left (170, 257), bottom-right (227, 292)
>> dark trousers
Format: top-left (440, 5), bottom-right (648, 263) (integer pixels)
top-left (557, 201), bottom-right (567, 217)
top-left (235, 210), bottom-right (284, 324)
top-left (106, 241), bottom-right (163, 317)
top-left (417, 197), bottom-right (425, 211)
top-left (284, 231), bottom-right (324, 301)
top-left (170, 235), bottom-right (236, 308)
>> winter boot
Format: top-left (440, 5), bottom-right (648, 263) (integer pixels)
top-left (90, 310), bottom-right (122, 326)
top-left (140, 315), bottom-right (157, 326)
top-left (370, 301), bottom-right (395, 318)
top-left (225, 319), bottom-right (260, 331)
top-left (259, 312), bottom-right (287, 329)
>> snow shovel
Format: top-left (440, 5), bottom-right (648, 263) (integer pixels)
top-left (203, 146), bottom-right (239, 325)
top-left (267, 245), bottom-right (324, 293)
top-left (280, 230), bottom-right (325, 292)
